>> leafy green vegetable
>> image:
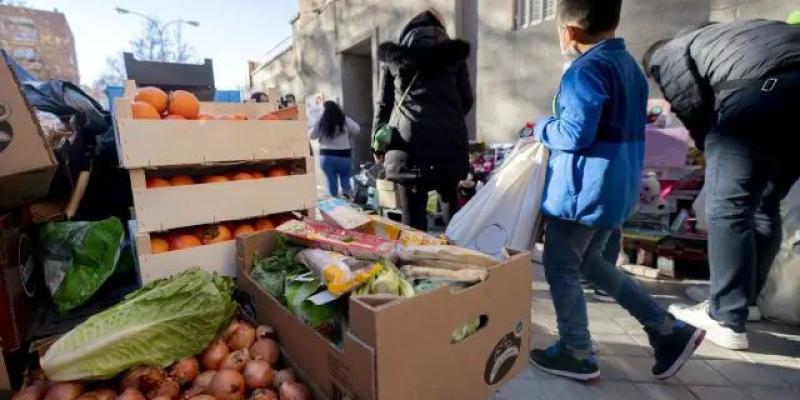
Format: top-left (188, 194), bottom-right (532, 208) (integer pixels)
top-left (41, 268), bottom-right (235, 381)
top-left (39, 217), bottom-right (124, 314)
top-left (284, 273), bottom-right (343, 343)
top-left (251, 236), bottom-right (305, 301)
top-left (354, 259), bottom-right (414, 297)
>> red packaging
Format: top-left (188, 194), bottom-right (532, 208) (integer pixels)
top-left (276, 220), bottom-right (395, 260)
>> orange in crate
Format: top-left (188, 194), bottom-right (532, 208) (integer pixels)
top-left (168, 90), bottom-right (200, 119)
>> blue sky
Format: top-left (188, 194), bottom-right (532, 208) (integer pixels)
top-left (23, 0), bottom-right (298, 88)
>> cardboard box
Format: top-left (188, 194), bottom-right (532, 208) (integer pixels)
top-left (0, 54), bottom-right (56, 208)
top-left (129, 161), bottom-right (316, 233)
top-left (113, 81), bottom-right (309, 169)
top-left (376, 179), bottom-right (401, 210)
top-left (132, 228), bottom-right (237, 284)
top-left (237, 231), bottom-right (532, 400)
top-left (0, 214), bottom-right (34, 352)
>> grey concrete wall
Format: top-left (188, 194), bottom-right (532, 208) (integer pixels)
top-left (711, 0), bottom-right (798, 22)
top-left (475, 0), bottom-right (712, 144)
top-left (249, 46), bottom-right (301, 98)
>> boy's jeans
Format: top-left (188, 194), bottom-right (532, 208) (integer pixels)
top-left (543, 218), bottom-right (667, 352)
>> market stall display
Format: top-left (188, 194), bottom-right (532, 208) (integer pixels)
top-left (16, 269), bottom-right (313, 400)
top-left (113, 81), bottom-right (316, 283)
top-left (238, 222), bottom-right (533, 400)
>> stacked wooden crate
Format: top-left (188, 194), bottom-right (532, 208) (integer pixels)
top-left (113, 81), bottom-right (316, 283)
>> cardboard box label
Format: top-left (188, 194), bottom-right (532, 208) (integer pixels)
top-left (484, 321), bottom-right (524, 385)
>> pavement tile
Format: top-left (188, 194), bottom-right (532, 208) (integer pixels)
top-left (589, 320), bottom-right (627, 335)
top-left (706, 359), bottom-right (787, 387)
top-left (689, 386), bottom-right (751, 400)
top-left (600, 304), bottom-right (631, 318)
top-left (693, 340), bottom-right (748, 360)
top-left (593, 333), bottom-right (651, 357)
top-left (583, 381), bottom-right (644, 400)
top-left (755, 360), bottom-right (800, 388)
top-left (743, 386), bottom-right (800, 400)
top-left (599, 356), bottom-right (667, 383)
top-left (539, 377), bottom-right (595, 400)
top-left (613, 317), bottom-right (645, 335)
top-left (636, 384), bottom-right (696, 400)
top-left (492, 368), bottom-right (547, 400)
top-left (674, 360), bottom-right (730, 386)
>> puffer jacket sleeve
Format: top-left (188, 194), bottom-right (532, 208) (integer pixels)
top-left (373, 64), bottom-right (395, 130)
top-left (534, 65), bottom-right (608, 152)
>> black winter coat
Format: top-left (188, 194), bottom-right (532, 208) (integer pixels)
top-left (650, 20), bottom-right (800, 148)
top-left (374, 12), bottom-right (474, 184)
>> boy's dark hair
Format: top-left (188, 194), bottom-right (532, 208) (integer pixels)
top-left (558, 0), bottom-right (623, 35)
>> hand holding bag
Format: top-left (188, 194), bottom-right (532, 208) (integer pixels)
top-left (371, 72), bottom-right (419, 153)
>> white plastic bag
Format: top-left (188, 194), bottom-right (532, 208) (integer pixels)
top-left (758, 180), bottom-right (800, 325)
top-left (445, 139), bottom-right (549, 258)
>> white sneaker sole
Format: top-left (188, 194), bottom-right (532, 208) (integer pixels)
top-left (668, 304), bottom-right (749, 350)
top-left (654, 328), bottom-right (706, 380)
top-left (530, 360), bottom-right (601, 381)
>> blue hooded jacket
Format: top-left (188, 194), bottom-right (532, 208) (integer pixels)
top-left (534, 38), bottom-right (647, 230)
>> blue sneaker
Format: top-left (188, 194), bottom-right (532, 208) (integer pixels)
top-left (647, 318), bottom-right (705, 380)
top-left (530, 341), bottom-right (600, 381)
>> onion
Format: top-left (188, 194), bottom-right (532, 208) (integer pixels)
top-left (121, 367), bottom-right (164, 392)
top-left (278, 381), bottom-right (311, 400)
top-left (223, 320), bottom-right (242, 341)
top-left (254, 325), bottom-right (275, 340)
top-left (242, 360), bottom-right (274, 390)
top-left (169, 357), bottom-right (200, 385)
top-left (219, 348), bottom-right (249, 372)
top-left (249, 339), bottom-right (279, 365)
top-left (146, 379), bottom-right (180, 400)
top-left (13, 382), bottom-right (49, 400)
top-left (75, 393), bottom-right (99, 400)
top-left (150, 397), bottom-right (171, 400)
top-left (227, 322), bottom-right (256, 351)
top-left (188, 396), bottom-right (216, 400)
top-left (44, 382), bottom-right (83, 400)
top-left (248, 389), bottom-right (278, 400)
top-left (193, 371), bottom-right (216, 389)
top-left (272, 369), bottom-right (295, 391)
top-left (94, 389), bottom-right (116, 400)
top-left (117, 390), bottom-right (145, 400)
top-left (207, 370), bottom-right (245, 400)
top-left (201, 340), bottom-right (230, 370)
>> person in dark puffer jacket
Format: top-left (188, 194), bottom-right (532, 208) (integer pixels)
top-left (644, 20), bottom-right (800, 350)
top-left (374, 9), bottom-right (474, 230)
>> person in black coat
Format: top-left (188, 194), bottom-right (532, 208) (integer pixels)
top-left (643, 20), bottom-right (800, 350)
top-left (374, 9), bottom-right (474, 230)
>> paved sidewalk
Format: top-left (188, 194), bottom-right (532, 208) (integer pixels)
top-left (492, 263), bottom-right (800, 400)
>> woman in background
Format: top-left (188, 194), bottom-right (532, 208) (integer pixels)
top-left (309, 101), bottom-right (361, 198)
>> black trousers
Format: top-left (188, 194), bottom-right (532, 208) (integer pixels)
top-left (397, 179), bottom-right (460, 231)
top-left (704, 71), bottom-right (800, 329)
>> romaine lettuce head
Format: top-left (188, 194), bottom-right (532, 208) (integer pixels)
top-left (41, 268), bottom-right (235, 381)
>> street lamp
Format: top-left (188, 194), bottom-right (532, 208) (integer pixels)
top-left (115, 7), bottom-right (200, 61)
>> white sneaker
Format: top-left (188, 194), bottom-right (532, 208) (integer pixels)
top-left (668, 301), bottom-right (749, 350)
top-left (685, 287), bottom-right (762, 322)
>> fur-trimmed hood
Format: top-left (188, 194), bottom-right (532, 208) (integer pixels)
top-left (377, 39), bottom-right (470, 71)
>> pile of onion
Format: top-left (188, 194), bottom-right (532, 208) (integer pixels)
top-left (16, 320), bottom-right (310, 400)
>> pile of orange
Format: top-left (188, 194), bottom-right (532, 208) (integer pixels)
top-left (148, 215), bottom-right (291, 254)
top-left (145, 166), bottom-right (291, 188)
top-left (132, 86), bottom-right (280, 121)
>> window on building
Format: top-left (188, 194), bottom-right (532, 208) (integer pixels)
top-left (515, 0), bottom-right (557, 29)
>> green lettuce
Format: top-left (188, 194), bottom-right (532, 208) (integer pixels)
top-left (41, 268), bottom-right (235, 381)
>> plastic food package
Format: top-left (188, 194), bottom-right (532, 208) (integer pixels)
top-left (39, 217), bottom-right (124, 314)
top-left (277, 219), bottom-right (396, 260)
top-left (318, 198), bottom-right (370, 230)
top-left (446, 139), bottom-right (549, 258)
top-left (395, 244), bottom-right (498, 268)
top-left (295, 249), bottom-right (382, 296)
top-left (359, 215), bottom-right (447, 245)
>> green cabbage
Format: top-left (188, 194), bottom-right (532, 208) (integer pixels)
top-left (41, 268), bottom-right (235, 381)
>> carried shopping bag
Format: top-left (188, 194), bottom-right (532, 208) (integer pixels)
top-left (445, 139), bottom-right (549, 258)
top-left (758, 180), bottom-right (800, 325)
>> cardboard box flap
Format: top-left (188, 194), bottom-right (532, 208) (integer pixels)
top-left (0, 54), bottom-right (54, 176)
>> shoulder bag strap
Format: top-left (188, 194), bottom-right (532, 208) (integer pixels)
top-left (388, 71), bottom-right (420, 126)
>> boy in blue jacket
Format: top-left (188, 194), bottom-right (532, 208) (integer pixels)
top-left (530, 0), bottom-right (704, 381)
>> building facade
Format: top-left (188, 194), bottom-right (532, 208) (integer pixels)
top-left (0, 5), bottom-right (79, 82)
top-left (249, 0), bottom-right (799, 148)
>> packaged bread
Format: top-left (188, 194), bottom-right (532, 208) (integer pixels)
top-left (401, 265), bottom-right (488, 283)
top-left (395, 245), bottom-right (498, 268)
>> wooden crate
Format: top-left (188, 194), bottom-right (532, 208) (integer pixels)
top-left (130, 158), bottom-right (317, 233)
top-left (113, 81), bottom-right (309, 169)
